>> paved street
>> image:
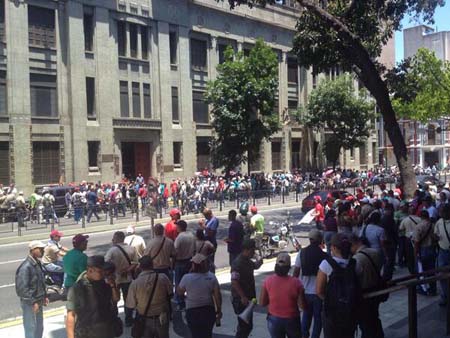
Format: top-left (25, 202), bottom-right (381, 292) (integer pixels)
top-left (0, 206), bottom-right (305, 322)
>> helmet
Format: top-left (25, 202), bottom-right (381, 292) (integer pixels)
top-left (239, 202), bottom-right (249, 215)
top-left (250, 205), bottom-right (258, 214)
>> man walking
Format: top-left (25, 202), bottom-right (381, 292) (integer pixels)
top-left (174, 220), bottom-right (196, 311)
top-left (105, 231), bottom-right (138, 326)
top-left (125, 225), bottom-right (146, 258)
top-left (225, 209), bottom-right (244, 266)
top-left (145, 223), bottom-right (176, 279)
top-left (231, 239), bottom-right (263, 338)
top-left (15, 240), bottom-right (48, 338)
top-left (86, 187), bottom-right (100, 223)
top-left (126, 256), bottom-right (173, 338)
top-left (293, 230), bottom-right (328, 338)
top-left (63, 234), bottom-right (89, 290)
top-left (165, 209), bottom-right (180, 241)
top-left (66, 255), bottom-right (120, 338)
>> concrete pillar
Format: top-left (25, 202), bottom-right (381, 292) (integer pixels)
top-left (136, 25), bottom-right (142, 60)
top-left (209, 35), bottom-right (218, 80)
top-left (6, 1), bottom-right (32, 193)
top-left (95, 7), bottom-right (118, 182)
top-left (125, 22), bottom-right (131, 57)
top-left (178, 26), bottom-right (197, 175)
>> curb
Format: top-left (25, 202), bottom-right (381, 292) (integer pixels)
top-left (0, 253), bottom-right (292, 328)
top-left (0, 202), bottom-right (301, 245)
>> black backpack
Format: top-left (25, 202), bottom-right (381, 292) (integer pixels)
top-left (324, 257), bottom-right (361, 332)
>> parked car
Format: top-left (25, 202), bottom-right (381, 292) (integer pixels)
top-left (416, 175), bottom-right (444, 188)
top-left (36, 185), bottom-right (73, 216)
top-left (301, 190), bottom-right (353, 213)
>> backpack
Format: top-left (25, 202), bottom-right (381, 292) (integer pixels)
top-left (324, 257), bottom-right (361, 332)
top-left (43, 195), bottom-right (52, 208)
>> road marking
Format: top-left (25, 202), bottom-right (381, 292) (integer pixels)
top-left (0, 283), bottom-right (14, 289)
top-left (0, 307), bottom-right (66, 329)
top-left (0, 259), bottom-right (22, 266)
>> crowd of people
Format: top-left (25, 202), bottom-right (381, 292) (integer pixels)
top-left (12, 164), bottom-right (450, 338)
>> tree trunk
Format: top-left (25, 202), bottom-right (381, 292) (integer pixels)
top-left (295, 0), bottom-right (417, 198)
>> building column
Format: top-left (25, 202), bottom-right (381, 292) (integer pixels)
top-left (178, 26), bottom-right (196, 175)
top-left (6, 1), bottom-right (32, 193)
top-left (279, 52), bottom-right (290, 171)
top-left (125, 22), bottom-right (131, 58)
top-left (209, 35), bottom-right (218, 79)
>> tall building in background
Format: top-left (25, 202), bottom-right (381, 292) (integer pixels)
top-left (0, 0), bottom-right (377, 193)
top-left (379, 25), bottom-right (450, 169)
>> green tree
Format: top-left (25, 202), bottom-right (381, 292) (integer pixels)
top-left (205, 39), bottom-right (280, 172)
top-left (224, 0), bottom-right (445, 197)
top-left (388, 48), bottom-right (450, 122)
top-left (301, 76), bottom-right (375, 169)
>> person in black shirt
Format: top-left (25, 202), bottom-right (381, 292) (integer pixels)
top-left (230, 239), bottom-right (263, 338)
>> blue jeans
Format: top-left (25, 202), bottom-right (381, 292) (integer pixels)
top-left (21, 301), bottom-right (43, 338)
top-left (267, 314), bottom-right (301, 338)
top-left (418, 246), bottom-right (437, 293)
top-left (438, 248), bottom-right (450, 301)
top-left (74, 206), bottom-right (83, 222)
top-left (302, 294), bottom-right (323, 338)
top-left (323, 231), bottom-right (336, 254)
top-left (174, 259), bottom-right (191, 308)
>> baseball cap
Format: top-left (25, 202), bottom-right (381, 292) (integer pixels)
top-left (169, 208), bottom-right (180, 217)
top-left (308, 229), bottom-right (323, 242)
top-left (72, 234), bottom-right (89, 246)
top-left (314, 195), bottom-right (322, 202)
top-left (191, 253), bottom-right (208, 264)
top-left (87, 255), bottom-right (108, 269)
top-left (28, 240), bottom-right (46, 250)
top-left (276, 252), bottom-right (291, 267)
top-left (50, 230), bottom-right (63, 237)
top-left (126, 226), bottom-right (135, 234)
top-left (250, 206), bottom-right (258, 214)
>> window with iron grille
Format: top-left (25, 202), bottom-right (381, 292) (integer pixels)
top-left (190, 38), bottom-right (207, 71)
top-left (83, 7), bottom-right (94, 52)
top-left (169, 31), bottom-right (178, 65)
top-left (192, 91), bottom-right (209, 124)
top-left (143, 83), bottom-right (151, 118)
top-left (28, 6), bottom-right (55, 48)
top-left (132, 82), bottom-right (141, 118)
top-left (0, 70), bottom-right (6, 115)
top-left (172, 87), bottom-right (179, 123)
top-left (120, 81), bottom-right (129, 117)
top-left (271, 141), bottom-right (282, 170)
top-left (117, 21), bottom-right (127, 57)
top-left (130, 23), bottom-right (138, 58)
top-left (173, 142), bottom-right (182, 168)
top-left (30, 73), bottom-right (58, 117)
top-left (86, 77), bottom-right (96, 119)
top-left (0, 142), bottom-right (9, 186)
top-left (141, 26), bottom-right (149, 60)
top-left (287, 57), bottom-right (298, 84)
top-left (88, 141), bottom-right (100, 168)
top-left (32, 141), bottom-right (60, 185)
top-left (218, 44), bottom-right (229, 64)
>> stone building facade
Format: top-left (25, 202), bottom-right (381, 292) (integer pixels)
top-left (0, 0), bottom-right (377, 194)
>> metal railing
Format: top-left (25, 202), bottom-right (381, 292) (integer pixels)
top-left (365, 266), bottom-right (450, 338)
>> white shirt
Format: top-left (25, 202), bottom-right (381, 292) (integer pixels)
top-left (319, 256), bottom-right (349, 277)
top-left (125, 234), bottom-right (146, 258)
top-left (294, 250), bottom-right (317, 295)
top-left (434, 218), bottom-right (450, 250)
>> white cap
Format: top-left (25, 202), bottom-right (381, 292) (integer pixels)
top-left (28, 240), bottom-right (46, 250)
top-left (126, 226), bottom-right (135, 234)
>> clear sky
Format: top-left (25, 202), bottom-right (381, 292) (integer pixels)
top-left (395, 2), bottom-right (450, 63)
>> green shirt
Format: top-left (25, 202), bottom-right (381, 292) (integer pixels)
top-left (251, 214), bottom-right (265, 234)
top-left (63, 248), bottom-right (87, 288)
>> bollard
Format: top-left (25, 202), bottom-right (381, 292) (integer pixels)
top-left (236, 195), bottom-right (240, 209)
top-left (136, 201), bottom-right (140, 222)
top-left (82, 208), bottom-right (86, 228)
top-left (296, 191), bottom-right (299, 203)
top-left (447, 277), bottom-right (450, 335)
top-left (408, 285), bottom-right (418, 338)
top-left (282, 190), bottom-right (285, 204)
top-left (268, 192), bottom-right (271, 206)
top-left (219, 198), bottom-right (223, 212)
top-left (109, 204), bottom-right (113, 225)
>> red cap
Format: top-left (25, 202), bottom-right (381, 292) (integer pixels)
top-left (250, 206), bottom-right (258, 214)
top-left (169, 209), bottom-right (180, 217)
top-left (72, 234), bottom-right (89, 246)
top-left (314, 196), bottom-right (322, 202)
top-left (50, 230), bottom-right (63, 237)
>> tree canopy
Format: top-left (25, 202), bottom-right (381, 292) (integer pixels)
top-left (223, 0), bottom-right (446, 197)
top-left (204, 39), bottom-right (280, 172)
top-left (301, 75), bottom-right (375, 169)
top-left (387, 48), bottom-right (450, 122)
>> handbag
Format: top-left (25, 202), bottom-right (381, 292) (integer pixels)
top-left (131, 273), bottom-right (159, 338)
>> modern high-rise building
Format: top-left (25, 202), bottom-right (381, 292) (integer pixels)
top-left (0, 0), bottom-right (377, 194)
top-left (379, 25), bottom-right (450, 169)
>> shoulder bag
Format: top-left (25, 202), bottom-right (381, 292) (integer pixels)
top-left (131, 273), bottom-right (159, 338)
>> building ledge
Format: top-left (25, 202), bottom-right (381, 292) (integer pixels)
top-left (113, 118), bottom-right (161, 129)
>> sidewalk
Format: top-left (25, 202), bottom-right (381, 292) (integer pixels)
top-left (0, 255), bottom-right (447, 338)
top-left (0, 197), bottom-right (303, 245)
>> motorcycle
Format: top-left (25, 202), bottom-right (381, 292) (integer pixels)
top-left (42, 265), bottom-right (66, 302)
top-left (259, 212), bottom-right (300, 258)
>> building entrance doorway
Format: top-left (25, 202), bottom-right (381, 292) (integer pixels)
top-left (424, 150), bottom-right (439, 167)
top-left (121, 142), bottom-right (151, 180)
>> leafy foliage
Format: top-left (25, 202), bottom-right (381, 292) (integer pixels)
top-left (301, 75), bottom-right (375, 167)
top-left (204, 39), bottom-right (280, 171)
top-left (387, 48), bottom-right (450, 121)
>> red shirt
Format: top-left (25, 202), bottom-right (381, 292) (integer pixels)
top-left (165, 220), bottom-right (178, 241)
top-left (262, 275), bottom-right (304, 318)
top-left (315, 203), bottom-right (325, 222)
top-left (170, 183), bottom-right (178, 194)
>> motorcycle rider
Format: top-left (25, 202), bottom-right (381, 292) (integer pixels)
top-left (42, 230), bottom-right (68, 274)
top-left (238, 202), bottom-right (252, 239)
top-left (250, 206), bottom-right (265, 253)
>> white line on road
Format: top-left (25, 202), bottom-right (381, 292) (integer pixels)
top-left (0, 283), bottom-right (14, 289)
top-left (0, 259), bottom-right (23, 266)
